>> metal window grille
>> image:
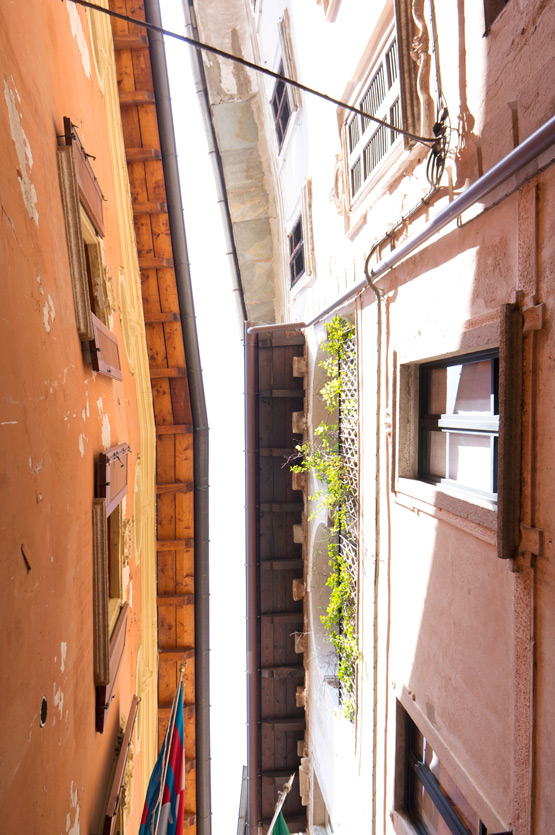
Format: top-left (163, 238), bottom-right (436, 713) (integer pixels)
top-left (337, 327), bottom-right (359, 713)
top-left (348, 35), bottom-right (401, 198)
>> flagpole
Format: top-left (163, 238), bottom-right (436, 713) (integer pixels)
top-left (152, 664), bottom-right (185, 835)
top-left (266, 773), bottom-right (295, 835)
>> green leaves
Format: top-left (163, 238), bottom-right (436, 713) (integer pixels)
top-left (290, 317), bottom-right (359, 721)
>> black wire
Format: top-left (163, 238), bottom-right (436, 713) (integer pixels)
top-left (64, 0), bottom-right (437, 146)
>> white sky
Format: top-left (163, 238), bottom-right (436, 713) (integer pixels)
top-left (161, 4), bottom-right (248, 833)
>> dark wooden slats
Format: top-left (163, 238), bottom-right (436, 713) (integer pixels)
top-left (62, 116), bottom-right (105, 237)
top-left (259, 389), bottom-right (304, 398)
top-left (260, 612), bottom-right (304, 624)
top-left (261, 718), bottom-right (305, 730)
top-left (144, 311), bottom-right (179, 323)
top-left (260, 503), bottom-right (303, 513)
top-left (260, 666), bottom-right (304, 679)
top-left (261, 559), bottom-right (303, 570)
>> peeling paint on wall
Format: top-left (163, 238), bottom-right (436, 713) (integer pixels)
top-left (78, 434), bottom-right (87, 457)
top-left (66, 3), bottom-right (91, 80)
top-left (61, 641), bottom-right (67, 673)
top-left (102, 413), bottom-right (111, 449)
top-left (66, 781), bottom-right (81, 835)
top-left (42, 295), bottom-right (55, 333)
top-left (4, 78), bottom-right (39, 225)
top-left (53, 683), bottom-right (64, 721)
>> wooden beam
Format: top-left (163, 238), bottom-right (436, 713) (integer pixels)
top-left (155, 424), bottom-right (193, 435)
top-left (260, 665), bottom-right (304, 679)
top-left (126, 148), bottom-right (162, 162)
top-left (259, 447), bottom-right (298, 457)
top-left (139, 256), bottom-right (174, 269)
top-left (260, 611), bottom-right (304, 624)
top-left (113, 33), bottom-right (148, 50)
top-left (260, 559), bottom-right (303, 570)
top-left (156, 538), bottom-right (195, 551)
top-left (158, 648), bottom-right (195, 661)
top-left (119, 90), bottom-right (155, 106)
top-left (157, 594), bottom-right (194, 606)
top-left (144, 312), bottom-right (179, 323)
top-left (150, 366), bottom-right (186, 378)
top-left (258, 389), bottom-right (304, 399)
top-left (159, 702), bottom-right (196, 719)
top-left (156, 482), bottom-right (194, 494)
top-left (133, 201), bottom-right (169, 216)
top-left (260, 718), bottom-right (305, 730)
top-left (260, 503), bottom-right (303, 513)
top-left (183, 813), bottom-right (197, 828)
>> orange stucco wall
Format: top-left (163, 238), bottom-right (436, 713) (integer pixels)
top-left (0, 2), bottom-right (151, 832)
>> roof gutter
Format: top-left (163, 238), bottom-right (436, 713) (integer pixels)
top-left (182, 0), bottom-right (248, 332)
top-left (247, 113), bottom-right (555, 333)
top-left (144, 3), bottom-right (211, 833)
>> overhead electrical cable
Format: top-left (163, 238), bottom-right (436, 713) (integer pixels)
top-left (63, 0), bottom-right (437, 146)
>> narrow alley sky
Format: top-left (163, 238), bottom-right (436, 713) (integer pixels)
top-left (161, 3), bottom-right (248, 832)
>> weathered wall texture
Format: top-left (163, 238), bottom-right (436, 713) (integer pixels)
top-left (0, 2), bottom-right (157, 833)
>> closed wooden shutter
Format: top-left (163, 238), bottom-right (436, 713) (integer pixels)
top-left (96, 443), bottom-right (130, 517)
top-left (91, 313), bottom-right (123, 381)
top-left (95, 602), bottom-right (129, 733)
top-left (62, 116), bottom-right (105, 237)
top-left (101, 695), bottom-right (139, 834)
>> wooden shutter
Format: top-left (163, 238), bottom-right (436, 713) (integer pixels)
top-left (91, 313), bottom-right (123, 381)
top-left (101, 695), bottom-right (139, 835)
top-left (95, 603), bottom-right (129, 733)
top-left (96, 443), bottom-right (130, 517)
top-left (62, 116), bottom-right (105, 237)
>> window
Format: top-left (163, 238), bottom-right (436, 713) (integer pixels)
top-left (93, 443), bottom-right (131, 731)
top-left (288, 216), bottom-right (305, 286)
top-left (271, 62), bottom-right (292, 150)
top-left (484, 0), bottom-right (511, 32)
top-left (418, 351), bottom-right (499, 502)
top-left (57, 116), bottom-right (123, 379)
top-left (347, 33), bottom-right (402, 199)
top-left (400, 708), bottom-right (488, 835)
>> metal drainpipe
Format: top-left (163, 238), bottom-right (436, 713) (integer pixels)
top-left (182, 0), bottom-right (248, 332)
top-left (244, 323), bottom-right (260, 835)
top-left (144, 3), bottom-right (211, 833)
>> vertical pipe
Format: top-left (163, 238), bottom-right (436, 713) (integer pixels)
top-left (245, 323), bottom-right (260, 835)
top-left (143, 3), bottom-right (211, 832)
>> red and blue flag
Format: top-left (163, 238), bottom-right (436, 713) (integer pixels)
top-left (139, 684), bottom-right (185, 835)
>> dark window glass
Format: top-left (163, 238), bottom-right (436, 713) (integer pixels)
top-left (270, 62), bottom-right (292, 149)
top-left (289, 217), bottom-right (305, 287)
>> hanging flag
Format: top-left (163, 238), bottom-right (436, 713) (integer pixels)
top-left (274, 812), bottom-right (291, 835)
top-left (139, 682), bottom-right (185, 835)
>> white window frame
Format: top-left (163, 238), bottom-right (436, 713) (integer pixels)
top-left (346, 29), bottom-right (402, 203)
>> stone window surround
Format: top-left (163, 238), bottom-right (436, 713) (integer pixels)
top-left (393, 305), bottom-right (522, 559)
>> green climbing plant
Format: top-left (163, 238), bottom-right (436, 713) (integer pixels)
top-left (291, 316), bottom-right (359, 721)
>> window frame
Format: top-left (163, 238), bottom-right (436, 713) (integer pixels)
top-left (394, 305), bottom-right (522, 559)
top-left (57, 116), bottom-right (123, 380)
top-left (270, 61), bottom-right (292, 151)
top-left (417, 350), bottom-right (500, 503)
top-left (346, 30), bottom-right (403, 202)
top-left (401, 709), bottom-right (488, 835)
top-left (288, 215), bottom-right (305, 287)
